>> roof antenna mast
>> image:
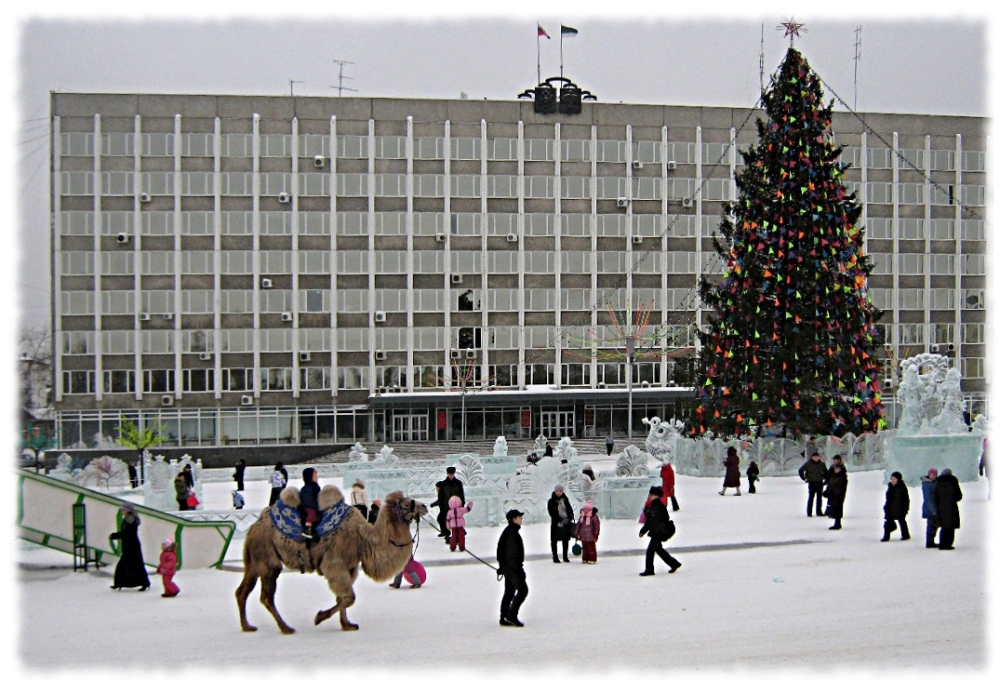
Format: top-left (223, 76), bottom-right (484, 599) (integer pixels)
top-left (331, 59), bottom-right (357, 97)
top-left (853, 26), bottom-right (862, 110)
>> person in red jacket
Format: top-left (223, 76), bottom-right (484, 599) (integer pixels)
top-left (156, 537), bottom-right (180, 597)
top-left (659, 460), bottom-right (680, 511)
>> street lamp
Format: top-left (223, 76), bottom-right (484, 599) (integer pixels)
top-left (626, 336), bottom-right (635, 443)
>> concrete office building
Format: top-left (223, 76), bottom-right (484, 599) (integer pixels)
top-left (49, 91), bottom-right (989, 451)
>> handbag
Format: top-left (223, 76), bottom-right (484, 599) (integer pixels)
top-left (663, 519), bottom-right (676, 541)
top-left (572, 541), bottom-right (582, 556)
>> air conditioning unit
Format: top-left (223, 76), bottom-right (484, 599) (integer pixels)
top-left (374, 311), bottom-right (387, 323)
top-left (667, 160), bottom-right (677, 170)
top-left (374, 349), bottom-right (387, 361)
top-left (450, 349), bottom-right (462, 360)
top-left (632, 160), bottom-right (643, 170)
top-left (616, 197), bottom-right (629, 208)
top-left (162, 312), bottom-right (173, 321)
top-left (632, 235), bottom-right (643, 244)
top-left (139, 312), bottom-right (151, 321)
top-left (161, 395), bottom-right (174, 406)
top-left (451, 274), bottom-right (463, 284)
top-left (931, 343), bottom-right (955, 353)
top-left (240, 394), bottom-right (254, 406)
top-left (198, 352), bottom-right (211, 361)
top-left (116, 233), bottom-right (130, 244)
top-left (597, 382), bottom-right (607, 389)
top-left (280, 312), bottom-right (293, 322)
top-left (435, 233), bottom-right (447, 243)
top-left (278, 192), bottom-right (291, 203)
top-left (299, 351), bottom-right (311, 362)
top-left (682, 197), bottom-right (694, 208)
top-left (261, 278), bottom-right (273, 289)
top-left (139, 192), bottom-right (151, 203)
top-left (506, 234), bottom-right (519, 243)
top-left (465, 349), bottom-right (477, 359)
top-left (313, 155), bottom-right (326, 168)
top-left (883, 379), bottom-right (894, 389)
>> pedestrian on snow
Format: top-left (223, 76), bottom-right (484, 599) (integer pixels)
top-left (660, 459), bottom-right (681, 510)
top-left (638, 486), bottom-right (681, 576)
top-left (575, 500), bottom-right (601, 564)
top-left (980, 438), bottom-right (990, 500)
top-left (109, 502), bottom-right (150, 591)
top-left (299, 467), bottom-right (321, 540)
top-left (350, 479), bottom-right (370, 520)
top-left (231, 490), bottom-right (245, 509)
top-left (747, 461), bottom-right (760, 494)
top-left (174, 472), bottom-right (189, 512)
top-left (933, 468), bottom-right (963, 550)
top-left (823, 455), bottom-right (848, 530)
top-left (268, 463), bottom-right (287, 506)
top-left (430, 482), bottom-right (449, 540)
top-left (436, 467), bottom-right (466, 542)
top-left (233, 459), bottom-right (246, 491)
top-left (719, 446), bottom-right (742, 496)
top-left (548, 485), bottom-right (575, 563)
top-left (497, 509), bottom-right (528, 627)
top-left (186, 488), bottom-right (200, 510)
top-left (368, 499), bottom-right (381, 524)
top-left (881, 471), bottom-right (911, 541)
top-left (182, 463), bottom-right (194, 489)
top-left (798, 450), bottom-right (827, 516)
top-left (804, 435), bottom-right (818, 459)
top-left (605, 433), bottom-right (615, 456)
top-left (921, 468), bottom-right (940, 548)
top-left (389, 554), bottom-right (423, 589)
top-left (156, 537), bottom-right (180, 597)
top-left (128, 462), bottom-right (139, 489)
top-left (446, 496), bottom-right (474, 552)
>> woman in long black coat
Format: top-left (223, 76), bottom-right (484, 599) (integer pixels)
top-left (881, 471), bottom-right (911, 541)
top-left (109, 502), bottom-right (150, 591)
top-left (719, 446), bottom-right (742, 496)
top-left (824, 456), bottom-right (849, 530)
top-left (547, 485), bottom-right (575, 563)
top-left (933, 468), bottom-right (963, 550)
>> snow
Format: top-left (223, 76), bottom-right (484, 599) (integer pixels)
top-left (10, 456), bottom-right (999, 675)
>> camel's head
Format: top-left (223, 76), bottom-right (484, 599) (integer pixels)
top-left (383, 491), bottom-right (429, 524)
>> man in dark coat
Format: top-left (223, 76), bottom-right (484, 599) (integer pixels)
top-left (933, 468), bottom-right (963, 550)
top-left (299, 467), bottom-right (321, 540)
top-left (497, 509), bottom-right (528, 627)
top-left (881, 471), bottom-right (911, 541)
top-left (824, 455), bottom-right (849, 530)
top-left (639, 486), bottom-right (681, 576)
top-left (798, 451), bottom-right (827, 516)
top-left (128, 462), bottom-right (139, 489)
top-left (547, 485), bottom-right (575, 562)
top-left (921, 468), bottom-right (939, 548)
top-left (436, 467), bottom-right (465, 542)
top-left (233, 458), bottom-right (246, 491)
top-left (109, 502), bottom-right (150, 591)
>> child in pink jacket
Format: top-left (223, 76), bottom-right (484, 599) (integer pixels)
top-left (575, 500), bottom-right (601, 564)
top-left (156, 537), bottom-right (180, 597)
top-left (446, 496), bottom-right (474, 552)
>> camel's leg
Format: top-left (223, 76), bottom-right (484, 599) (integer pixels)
top-left (314, 566), bottom-right (359, 631)
top-left (259, 568), bottom-right (296, 635)
top-left (235, 570), bottom-right (259, 633)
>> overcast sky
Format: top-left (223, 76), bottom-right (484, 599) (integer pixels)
top-left (4, 5), bottom-right (994, 334)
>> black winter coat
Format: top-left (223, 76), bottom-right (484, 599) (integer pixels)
top-left (823, 466), bottom-right (848, 520)
top-left (639, 498), bottom-right (673, 541)
top-left (883, 481), bottom-right (910, 520)
top-left (496, 522), bottom-right (524, 574)
top-left (233, 461), bottom-right (246, 484)
top-left (933, 473), bottom-right (963, 529)
top-left (798, 458), bottom-right (827, 483)
top-left (547, 493), bottom-right (575, 541)
top-left (439, 477), bottom-right (465, 505)
top-left (110, 513), bottom-right (150, 589)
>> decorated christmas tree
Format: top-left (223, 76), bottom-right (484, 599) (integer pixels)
top-left (693, 46), bottom-right (885, 438)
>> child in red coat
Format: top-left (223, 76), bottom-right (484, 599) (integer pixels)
top-left (575, 500), bottom-right (601, 563)
top-left (156, 537), bottom-right (180, 597)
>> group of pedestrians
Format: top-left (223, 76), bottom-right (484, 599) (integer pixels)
top-left (795, 451), bottom-right (848, 529)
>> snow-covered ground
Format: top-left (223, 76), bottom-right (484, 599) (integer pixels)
top-left (12, 458), bottom-right (997, 673)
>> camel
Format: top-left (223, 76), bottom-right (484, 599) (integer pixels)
top-left (236, 485), bottom-right (428, 634)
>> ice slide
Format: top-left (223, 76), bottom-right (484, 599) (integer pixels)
top-left (15, 469), bottom-right (235, 570)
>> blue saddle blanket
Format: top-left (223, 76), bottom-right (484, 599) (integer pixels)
top-left (270, 498), bottom-right (352, 541)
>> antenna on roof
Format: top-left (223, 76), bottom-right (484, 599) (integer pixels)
top-left (759, 23), bottom-right (765, 99)
top-left (289, 80), bottom-right (305, 96)
top-left (853, 26), bottom-right (862, 110)
top-left (331, 59), bottom-right (357, 97)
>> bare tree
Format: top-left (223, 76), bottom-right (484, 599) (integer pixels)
top-left (19, 324), bottom-right (52, 413)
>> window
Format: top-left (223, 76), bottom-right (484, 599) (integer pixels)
top-left (101, 291), bottom-right (135, 314)
top-left (962, 151), bottom-right (986, 172)
top-left (525, 288), bottom-right (556, 312)
top-left (299, 327), bottom-right (331, 351)
top-left (961, 254), bottom-right (985, 275)
top-left (929, 149), bottom-right (954, 171)
top-left (524, 251), bottom-right (555, 274)
top-left (335, 289), bottom-right (368, 312)
top-left (102, 133), bottom-right (134, 156)
top-left (181, 172), bottom-right (213, 196)
top-left (182, 211), bottom-right (215, 235)
top-left (60, 132), bottom-right (94, 156)
top-left (260, 289), bottom-right (291, 313)
top-left (414, 174), bottom-right (445, 198)
top-left (488, 138), bottom-right (518, 161)
top-left (374, 289), bottom-right (406, 313)
top-left (102, 330), bottom-right (134, 354)
top-left (929, 254), bottom-right (956, 275)
top-left (961, 219), bottom-right (984, 241)
top-left (597, 177), bottom-right (626, 200)
top-left (898, 254), bottom-right (924, 274)
top-left (182, 133), bottom-right (214, 157)
top-left (415, 137), bottom-right (444, 159)
top-left (143, 369), bottom-right (175, 392)
top-left (451, 137), bottom-right (481, 160)
top-left (100, 252), bottom-right (135, 276)
top-left (302, 165), bottom-right (331, 193)
top-left (375, 136), bottom-right (406, 159)
top-left (595, 140), bottom-right (626, 163)
top-left (897, 289), bottom-right (925, 310)
top-left (182, 329), bottom-right (213, 352)
top-left (221, 172), bottom-right (252, 195)
top-left (524, 213), bottom-right (554, 236)
top-left (61, 252), bottom-right (94, 276)
top-left (63, 370), bottom-right (96, 394)
top-left (181, 289), bottom-right (214, 313)
top-left (220, 290), bottom-right (252, 313)
top-left (103, 370), bottom-right (135, 393)
top-left (182, 369), bottom-right (215, 392)
top-left (561, 139), bottom-right (590, 162)
top-left (141, 251), bottom-right (175, 275)
top-left (561, 251), bottom-right (591, 274)
top-left (929, 289), bottom-right (955, 310)
top-left (897, 323), bottom-right (924, 344)
top-left (488, 288), bottom-right (517, 312)
top-left (632, 177), bottom-right (662, 200)
top-left (597, 251), bottom-right (627, 274)
top-left (866, 148), bottom-right (891, 169)
top-left (375, 174), bottom-right (406, 197)
top-left (898, 148), bottom-right (924, 170)
top-left (222, 368), bottom-right (253, 391)
top-left (61, 171), bottom-right (94, 195)
top-left (898, 218), bottom-right (925, 240)
top-left (61, 291), bottom-right (94, 315)
top-left (260, 134), bottom-right (291, 157)
top-left (524, 139), bottom-right (553, 161)
top-left (667, 252), bottom-right (698, 274)
top-left (141, 172), bottom-right (174, 195)
top-left (299, 134), bottom-right (329, 158)
top-left (451, 175), bottom-right (481, 198)
top-left (868, 253), bottom-right (892, 275)
top-left (260, 328), bottom-right (293, 352)
top-left (561, 213), bottom-right (591, 237)
top-left (62, 331), bottom-right (94, 355)
top-left (413, 251), bottom-right (445, 274)
top-left (962, 324), bottom-right (984, 344)
top-left (667, 142), bottom-right (695, 165)
top-left (60, 211), bottom-right (96, 236)
top-left (560, 176), bottom-right (590, 199)
top-left (865, 183), bottom-right (893, 204)
top-left (300, 367), bottom-right (332, 391)
top-left (487, 251), bottom-right (517, 274)
top-left (220, 329), bottom-right (253, 352)
top-left (141, 330), bottom-right (174, 353)
top-left (299, 251), bottom-right (331, 275)
top-left (635, 141), bottom-right (661, 163)
top-left (101, 172), bottom-right (134, 195)
top-left (702, 143), bottom-right (730, 166)
top-left (561, 288), bottom-right (591, 311)
top-left (336, 174), bottom-right (368, 197)
top-left (413, 288), bottom-right (444, 312)
top-left (260, 251), bottom-right (292, 275)
top-left (181, 251), bottom-right (213, 275)
top-left (260, 212), bottom-right (291, 236)
top-left (375, 251), bottom-right (407, 275)
top-left (961, 357), bottom-right (983, 379)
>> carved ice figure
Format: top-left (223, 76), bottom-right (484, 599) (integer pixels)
top-left (78, 455), bottom-right (128, 489)
top-left (931, 367), bottom-right (968, 434)
top-left (533, 434), bottom-right (549, 454)
top-left (348, 442), bottom-right (369, 462)
top-left (896, 364), bottom-right (924, 434)
top-left (506, 456), bottom-right (574, 519)
top-left (55, 452), bottom-right (73, 473)
top-left (457, 454), bottom-right (486, 486)
top-left (554, 437), bottom-right (578, 461)
top-left (642, 416), bottom-right (685, 463)
top-left (615, 444), bottom-right (650, 477)
top-left (493, 436), bottom-right (509, 457)
top-left (374, 445), bottom-right (399, 466)
top-left (972, 413), bottom-right (990, 433)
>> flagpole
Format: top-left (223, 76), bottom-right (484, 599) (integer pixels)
top-left (537, 32), bottom-right (541, 84)
top-left (560, 31), bottom-right (564, 79)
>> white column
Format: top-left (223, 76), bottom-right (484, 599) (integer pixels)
top-left (291, 117), bottom-right (301, 397)
top-left (329, 115), bottom-right (338, 398)
top-left (251, 113), bottom-right (261, 398)
top-left (52, 115), bottom-right (64, 402)
top-left (93, 114), bottom-right (103, 402)
top-left (172, 114), bottom-right (182, 402)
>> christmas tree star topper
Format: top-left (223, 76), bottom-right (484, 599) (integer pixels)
top-left (779, 18), bottom-right (806, 44)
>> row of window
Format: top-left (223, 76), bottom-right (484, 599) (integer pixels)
top-left (58, 132), bottom-right (987, 172)
top-left (868, 288), bottom-right (985, 310)
top-left (844, 181), bottom-right (985, 207)
top-left (866, 253), bottom-right (985, 276)
top-left (876, 322), bottom-right (984, 345)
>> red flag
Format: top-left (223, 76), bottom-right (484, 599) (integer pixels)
top-left (537, 23), bottom-right (551, 39)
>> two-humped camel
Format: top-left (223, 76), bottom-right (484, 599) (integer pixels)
top-left (236, 485), bottom-right (428, 633)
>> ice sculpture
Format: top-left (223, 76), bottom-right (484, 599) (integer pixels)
top-left (348, 442), bottom-right (369, 463)
top-left (493, 436), bottom-right (509, 457)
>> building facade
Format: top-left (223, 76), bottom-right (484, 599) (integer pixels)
top-left (49, 92), bottom-right (989, 450)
